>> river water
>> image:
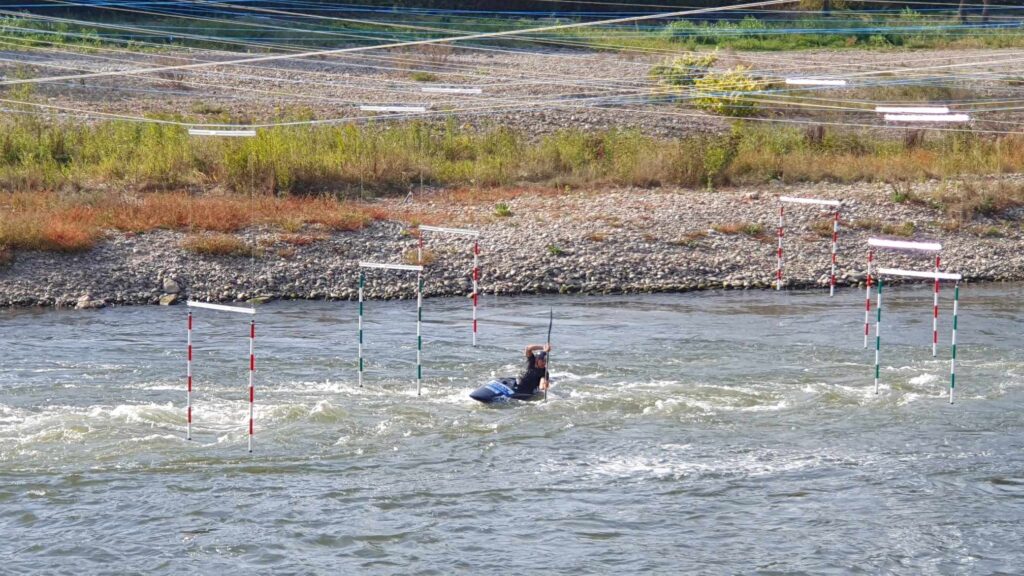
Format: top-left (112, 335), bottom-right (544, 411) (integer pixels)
top-left (1, 284), bottom-right (1022, 574)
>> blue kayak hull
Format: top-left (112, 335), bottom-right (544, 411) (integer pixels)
top-left (469, 378), bottom-right (542, 403)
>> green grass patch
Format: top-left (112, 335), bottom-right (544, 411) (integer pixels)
top-left (410, 71), bottom-right (439, 82)
top-left (2, 116), bottom-right (1024, 197)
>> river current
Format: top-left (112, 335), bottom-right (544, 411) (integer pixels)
top-left (1, 284), bottom-right (1022, 574)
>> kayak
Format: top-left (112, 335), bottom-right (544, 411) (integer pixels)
top-left (469, 378), bottom-right (543, 403)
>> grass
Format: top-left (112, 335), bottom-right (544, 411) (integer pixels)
top-left (4, 10), bottom-right (1024, 62)
top-left (3, 116), bottom-right (1024, 255)
top-left (918, 179), bottom-right (1024, 223)
top-left (404, 248), bottom-right (437, 265)
top-left (181, 233), bottom-right (251, 256)
top-left (978, 225), bottom-right (1004, 238)
top-left (890, 180), bottom-right (914, 204)
top-left (563, 12), bottom-right (1024, 52)
top-left (410, 71), bottom-right (439, 82)
top-left (0, 190), bottom-right (374, 253)
top-left (585, 231), bottom-right (607, 242)
top-left (713, 221), bottom-right (764, 236)
top-left (848, 218), bottom-right (884, 233)
top-left (810, 219), bottom-right (837, 239)
top-left (3, 117), bottom-right (1024, 196)
top-left (673, 230), bottom-right (708, 246)
top-left (0, 203), bottom-right (105, 253)
top-left (882, 221), bottom-right (917, 237)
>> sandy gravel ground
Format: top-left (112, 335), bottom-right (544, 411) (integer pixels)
top-left (2, 46), bottom-right (1020, 137)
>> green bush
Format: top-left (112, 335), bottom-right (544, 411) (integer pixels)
top-left (693, 67), bottom-right (762, 117)
top-left (649, 52), bottom-right (718, 87)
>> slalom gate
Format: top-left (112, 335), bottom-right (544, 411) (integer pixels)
top-left (417, 225), bottom-right (482, 346)
top-left (185, 300), bottom-right (257, 452)
top-left (358, 262), bottom-right (426, 395)
top-left (865, 238), bottom-right (943, 356)
top-left (871, 268), bottom-right (962, 404)
top-left (776, 196), bottom-right (842, 295)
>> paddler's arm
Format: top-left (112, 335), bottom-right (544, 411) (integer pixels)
top-left (541, 344), bottom-right (552, 390)
top-left (524, 344), bottom-right (545, 358)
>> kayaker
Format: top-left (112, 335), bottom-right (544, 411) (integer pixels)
top-left (516, 343), bottom-right (551, 396)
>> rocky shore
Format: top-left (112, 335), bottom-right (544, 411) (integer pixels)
top-left (2, 179), bottom-right (1022, 309)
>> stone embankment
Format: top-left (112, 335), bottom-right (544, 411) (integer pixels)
top-left (1, 181), bottom-right (1021, 308)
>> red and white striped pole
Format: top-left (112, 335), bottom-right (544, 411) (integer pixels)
top-left (864, 250), bottom-right (873, 349)
top-left (418, 226), bottom-right (481, 346)
top-left (472, 240), bottom-right (480, 347)
top-left (776, 205), bottom-right (784, 290)
top-left (830, 211), bottom-right (839, 297)
top-left (932, 255), bottom-right (940, 357)
top-left (186, 311), bottom-right (193, 441)
top-left (248, 319), bottom-right (255, 453)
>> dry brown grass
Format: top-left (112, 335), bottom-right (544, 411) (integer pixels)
top-left (809, 218), bottom-right (837, 239)
top-left (673, 230), bottom-right (708, 246)
top-left (920, 180), bottom-right (1024, 223)
top-left (403, 248), bottom-right (437, 266)
top-left (848, 219), bottom-right (884, 232)
top-left (882, 222), bottom-right (917, 237)
top-left (181, 233), bottom-right (251, 256)
top-left (0, 191), bottom-right (374, 253)
top-left (0, 200), bottom-right (105, 252)
top-left (713, 221), bottom-right (764, 236)
top-left (585, 231), bottom-right (608, 242)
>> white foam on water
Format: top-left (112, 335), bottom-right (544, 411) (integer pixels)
top-left (590, 445), bottom-right (852, 482)
top-left (553, 371), bottom-right (604, 382)
top-left (799, 381), bottom-right (882, 405)
top-left (909, 373), bottom-right (939, 386)
top-left (896, 388), bottom-right (949, 406)
top-left (309, 399), bottom-right (334, 415)
top-left (127, 433), bottom-right (182, 444)
top-left (739, 399), bottom-right (791, 412)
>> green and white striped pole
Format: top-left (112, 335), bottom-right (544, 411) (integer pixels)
top-left (358, 262), bottom-right (424, 393)
top-left (949, 282), bottom-right (959, 404)
top-left (874, 276), bottom-right (883, 394)
top-left (874, 267), bottom-right (961, 398)
top-left (358, 271), bottom-right (364, 388)
top-left (416, 273), bottom-right (423, 396)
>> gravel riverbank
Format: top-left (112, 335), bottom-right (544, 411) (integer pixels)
top-left (1, 179), bottom-right (1021, 308)
top-left (4, 46), bottom-right (1022, 137)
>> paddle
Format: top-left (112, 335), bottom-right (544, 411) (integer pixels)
top-left (544, 309), bottom-right (553, 402)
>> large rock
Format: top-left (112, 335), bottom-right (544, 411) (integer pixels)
top-left (159, 294), bottom-right (180, 306)
top-left (162, 278), bottom-right (181, 294)
top-left (76, 294), bottom-right (106, 310)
